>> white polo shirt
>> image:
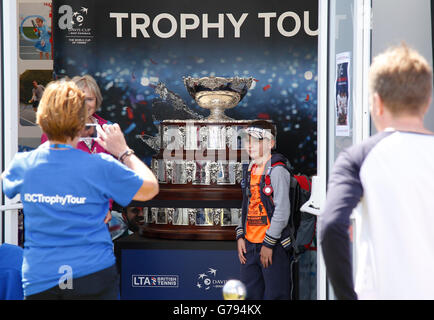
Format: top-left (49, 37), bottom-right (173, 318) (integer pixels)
top-left (321, 130), bottom-right (434, 300)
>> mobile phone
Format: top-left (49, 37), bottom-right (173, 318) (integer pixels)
top-left (79, 123), bottom-right (100, 141)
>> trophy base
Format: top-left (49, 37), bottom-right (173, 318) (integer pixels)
top-left (139, 224), bottom-right (236, 240)
top-left (206, 113), bottom-right (234, 121)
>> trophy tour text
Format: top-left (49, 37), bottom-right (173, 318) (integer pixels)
top-left (107, 12), bottom-right (318, 38)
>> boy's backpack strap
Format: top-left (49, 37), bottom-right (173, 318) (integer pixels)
top-left (264, 162), bottom-right (288, 182)
top-left (271, 161), bottom-right (287, 169)
top-left (293, 175), bottom-right (312, 192)
top-left (263, 161), bottom-right (287, 196)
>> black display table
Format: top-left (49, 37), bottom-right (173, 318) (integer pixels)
top-left (114, 233), bottom-right (239, 300)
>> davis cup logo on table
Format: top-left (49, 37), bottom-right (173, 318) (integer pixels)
top-left (196, 267), bottom-right (228, 291)
top-left (132, 274), bottom-right (179, 288)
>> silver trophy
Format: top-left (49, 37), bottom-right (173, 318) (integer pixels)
top-left (141, 76), bottom-right (259, 241)
top-left (184, 76), bottom-right (253, 121)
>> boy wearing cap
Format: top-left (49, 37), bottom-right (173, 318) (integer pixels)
top-left (236, 120), bottom-right (292, 300)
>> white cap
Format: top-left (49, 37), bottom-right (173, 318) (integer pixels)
top-left (243, 126), bottom-right (275, 140)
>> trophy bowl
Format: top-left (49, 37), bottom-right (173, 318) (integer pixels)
top-left (184, 76), bottom-right (253, 121)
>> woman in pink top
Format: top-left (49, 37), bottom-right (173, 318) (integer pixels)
top-left (41, 75), bottom-right (110, 155)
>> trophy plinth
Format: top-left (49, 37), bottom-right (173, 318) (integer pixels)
top-left (139, 119), bottom-right (254, 240)
top-left (184, 76), bottom-right (252, 121)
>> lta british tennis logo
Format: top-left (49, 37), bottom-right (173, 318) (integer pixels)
top-left (131, 275), bottom-right (179, 288)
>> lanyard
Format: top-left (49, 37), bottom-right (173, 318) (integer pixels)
top-left (50, 144), bottom-right (74, 149)
top-left (83, 139), bottom-right (97, 153)
top-left (90, 140), bottom-right (96, 152)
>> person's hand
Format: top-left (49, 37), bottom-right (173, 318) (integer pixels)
top-left (104, 211), bottom-right (112, 224)
top-left (237, 238), bottom-right (247, 264)
top-left (95, 123), bottom-right (129, 158)
top-left (260, 246), bottom-right (273, 268)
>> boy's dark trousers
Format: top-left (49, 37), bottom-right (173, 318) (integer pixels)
top-left (240, 239), bottom-right (292, 300)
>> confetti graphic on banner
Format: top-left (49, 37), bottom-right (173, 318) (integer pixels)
top-left (257, 113), bottom-right (270, 120)
top-left (53, 3), bottom-right (319, 173)
top-left (56, 47), bottom-right (318, 172)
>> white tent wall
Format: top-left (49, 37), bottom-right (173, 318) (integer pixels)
top-left (371, 0), bottom-right (434, 133)
top-left (1, 0), bottom-right (19, 245)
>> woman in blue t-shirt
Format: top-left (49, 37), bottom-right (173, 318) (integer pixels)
top-left (1, 80), bottom-right (159, 299)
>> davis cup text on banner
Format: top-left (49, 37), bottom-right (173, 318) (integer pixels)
top-left (57, 5), bottom-right (318, 38)
top-left (24, 193), bottom-right (87, 205)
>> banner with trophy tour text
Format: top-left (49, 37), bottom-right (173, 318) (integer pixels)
top-left (52, 0), bottom-right (318, 174)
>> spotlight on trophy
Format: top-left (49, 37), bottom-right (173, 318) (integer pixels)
top-left (222, 279), bottom-right (247, 300)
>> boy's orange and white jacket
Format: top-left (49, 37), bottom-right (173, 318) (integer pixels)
top-left (236, 153), bottom-right (292, 250)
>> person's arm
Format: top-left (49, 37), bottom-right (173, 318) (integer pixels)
top-left (260, 166), bottom-right (291, 268)
top-left (320, 150), bottom-right (362, 300)
top-left (1, 154), bottom-right (24, 200)
top-left (263, 167), bottom-right (291, 248)
top-left (96, 123), bottom-right (159, 202)
top-left (29, 89), bottom-right (36, 103)
top-left (120, 151), bottom-right (159, 201)
top-left (236, 207), bottom-right (247, 264)
top-left (236, 167), bottom-right (249, 264)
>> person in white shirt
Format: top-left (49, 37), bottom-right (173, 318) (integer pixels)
top-left (320, 44), bottom-right (434, 300)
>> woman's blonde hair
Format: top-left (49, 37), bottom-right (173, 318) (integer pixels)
top-left (71, 74), bottom-right (103, 111)
top-left (36, 80), bottom-right (87, 142)
top-left (369, 43), bottom-right (433, 115)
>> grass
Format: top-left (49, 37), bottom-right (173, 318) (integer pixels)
top-left (21, 27), bottom-right (39, 39)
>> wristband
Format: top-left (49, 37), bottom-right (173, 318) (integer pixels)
top-left (118, 149), bottom-right (134, 163)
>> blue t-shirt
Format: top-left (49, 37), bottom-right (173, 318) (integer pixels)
top-left (2, 146), bottom-right (144, 296)
top-left (0, 244), bottom-right (24, 300)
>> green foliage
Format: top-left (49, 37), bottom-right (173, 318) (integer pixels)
top-left (22, 27), bottom-right (39, 40)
